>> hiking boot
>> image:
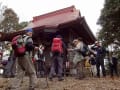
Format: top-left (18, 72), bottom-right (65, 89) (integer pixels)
top-left (58, 77), bottom-right (64, 81)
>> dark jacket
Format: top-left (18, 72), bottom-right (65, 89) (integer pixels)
top-left (89, 57), bottom-right (96, 65)
top-left (96, 46), bottom-right (106, 57)
top-left (109, 56), bottom-right (118, 65)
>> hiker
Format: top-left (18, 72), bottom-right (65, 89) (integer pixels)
top-left (109, 52), bottom-right (119, 79)
top-left (68, 37), bottom-right (85, 79)
top-left (89, 54), bottom-right (96, 77)
top-left (1, 44), bottom-right (11, 66)
top-left (49, 35), bottom-right (66, 81)
top-left (34, 44), bottom-right (46, 78)
top-left (94, 41), bottom-right (106, 78)
top-left (3, 43), bottom-right (16, 78)
top-left (8, 28), bottom-right (38, 90)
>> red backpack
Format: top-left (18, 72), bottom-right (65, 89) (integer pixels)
top-left (51, 38), bottom-right (63, 53)
top-left (12, 35), bottom-right (26, 57)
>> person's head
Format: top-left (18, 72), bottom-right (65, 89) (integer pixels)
top-left (39, 44), bottom-right (45, 50)
top-left (6, 42), bottom-right (12, 50)
top-left (73, 37), bottom-right (83, 45)
top-left (26, 28), bottom-right (33, 37)
top-left (95, 41), bottom-right (101, 46)
top-left (72, 39), bottom-right (79, 46)
top-left (7, 42), bottom-right (11, 47)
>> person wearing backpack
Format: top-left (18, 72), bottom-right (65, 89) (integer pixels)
top-left (109, 52), bottom-right (119, 79)
top-left (8, 28), bottom-right (38, 90)
top-left (68, 37), bottom-right (85, 79)
top-left (3, 43), bottom-right (16, 78)
top-left (94, 41), bottom-right (106, 78)
top-left (49, 35), bottom-right (66, 81)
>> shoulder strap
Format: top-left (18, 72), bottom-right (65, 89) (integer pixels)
top-left (23, 35), bottom-right (30, 43)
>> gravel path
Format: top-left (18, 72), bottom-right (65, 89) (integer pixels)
top-left (0, 76), bottom-right (120, 90)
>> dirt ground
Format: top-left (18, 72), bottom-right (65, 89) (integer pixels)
top-left (0, 76), bottom-right (120, 90)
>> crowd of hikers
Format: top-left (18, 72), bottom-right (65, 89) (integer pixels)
top-left (0, 28), bottom-right (119, 90)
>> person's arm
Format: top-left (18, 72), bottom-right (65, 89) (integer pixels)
top-left (73, 42), bottom-right (83, 51)
top-left (67, 47), bottom-right (80, 52)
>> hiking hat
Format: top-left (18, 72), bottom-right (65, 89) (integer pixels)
top-left (26, 28), bottom-right (33, 33)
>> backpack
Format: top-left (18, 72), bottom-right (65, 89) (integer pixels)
top-left (80, 44), bottom-right (89, 57)
top-left (23, 35), bottom-right (34, 52)
top-left (12, 35), bottom-right (26, 57)
top-left (51, 38), bottom-right (63, 53)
